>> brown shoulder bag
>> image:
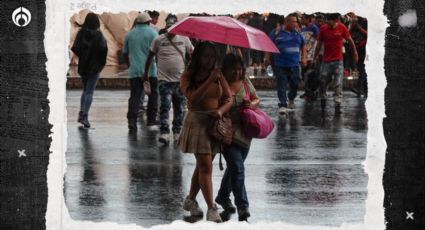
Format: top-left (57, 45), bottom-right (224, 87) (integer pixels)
top-left (210, 114), bottom-right (232, 146)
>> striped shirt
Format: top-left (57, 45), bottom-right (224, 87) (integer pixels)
top-left (269, 28), bottom-right (304, 67)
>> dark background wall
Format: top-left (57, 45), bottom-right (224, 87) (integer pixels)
top-left (0, 1), bottom-right (51, 230)
top-left (383, 0), bottom-right (424, 229)
top-left (0, 0), bottom-right (424, 229)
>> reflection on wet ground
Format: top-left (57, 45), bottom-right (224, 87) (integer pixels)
top-left (65, 90), bottom-right (368, 227)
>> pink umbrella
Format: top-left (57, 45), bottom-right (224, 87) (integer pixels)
top-left (168, 16), bottom-right (280, 53)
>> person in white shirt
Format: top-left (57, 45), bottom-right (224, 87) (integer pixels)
top-left (143, 16), bottom-right (193, 144)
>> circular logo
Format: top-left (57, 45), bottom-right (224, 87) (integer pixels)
top-left (12, 7), bottom-right (31, 27)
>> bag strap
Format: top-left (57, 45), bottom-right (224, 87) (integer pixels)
top-left (219, 151), bottom-right (224, 171)
top-left (166, 33), bottom-right (187, 66)
top-left (243, 79), bottom-right (251, 100)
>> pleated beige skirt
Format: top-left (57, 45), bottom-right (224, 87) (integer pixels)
top-left (178, 111), bottom-right (221, 154)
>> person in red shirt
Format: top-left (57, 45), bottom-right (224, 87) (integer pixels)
top-left (313, 13), bottom-right (358, 114)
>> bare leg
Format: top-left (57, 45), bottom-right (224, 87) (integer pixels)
top-left (188, 166), bottom-right (200, 200)
top-left (188, 154), bottom-right (216, 200)
top-left (195, 153), bottom-right (214, 208)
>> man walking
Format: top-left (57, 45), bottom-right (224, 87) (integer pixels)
top-left (265, 14), bottom-right (307, 116)
top-left (144, 15), bottom-right (193, 144)
top-left (122, 12), bottom-right (159, 131)
top-left (313, 13), bottom-right (358, 114)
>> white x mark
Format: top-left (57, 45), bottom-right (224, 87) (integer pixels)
top-left (18, 149), bottom-right (26, 158)
top-left (406, 211), bottom-right (414, 220)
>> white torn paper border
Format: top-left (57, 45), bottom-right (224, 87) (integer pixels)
top-left (45, 0), bottom-right (387, 229)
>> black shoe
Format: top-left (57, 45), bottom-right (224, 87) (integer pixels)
top-left (81, 119), bottom-right (91, 128)
top-left (79, 114), bottom-right (91, 128)
top-left (320, 99), bottom-right (326, 110)
top-left (128, 119), bottom-right (137, 130)
top-left (219, 210), bottom-right (234, 222)
top-left (215, 197), bottom-right (236, 213)
top-left (237, 207), bottom-right (250, 221)
top-left (78, 111), bottom-right (84, 123)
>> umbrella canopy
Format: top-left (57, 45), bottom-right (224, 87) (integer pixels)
top-left (168, 16), bottom-right (280, 53)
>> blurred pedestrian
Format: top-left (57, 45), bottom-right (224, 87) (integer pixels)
top-left (159, 13), bottom-right (178, 35)
top-left (347, 12), bottom-right (368, 97)
top-left (215, 53), bottom-right (259, 222)
top-left (300, 14), bottom-right (320, 101)
top-left (265, 14), bottom-right (307, 116)
top-left (71, 12), bottom-right (108, 128)
top-left (314, 13), bottom-right (326, 68)
top-left (179, 41), bottom-right (232, 223)
top-left (122, 12), bottom-right (159, 131)
top-left (144, 15), bottom-right (193, 144)
top-left (148, 10), bottom-right (160, 32)
top-left (315, 13), bottom-right (325, 27)
top-left (247, 12), bottom-right (265, 76)
top-left (313, 13), bottom-right (358, 114)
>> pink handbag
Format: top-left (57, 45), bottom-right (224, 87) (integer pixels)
top-left (239, 80), bottom-right (274, 138)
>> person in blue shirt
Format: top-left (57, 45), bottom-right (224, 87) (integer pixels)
top-left (122, 12), bottom-right (159, 131)
top-left (265, 14), bottom-right (307, 115)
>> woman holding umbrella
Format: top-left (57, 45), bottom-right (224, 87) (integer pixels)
top-left (178, 41), bottom-right (232, 223)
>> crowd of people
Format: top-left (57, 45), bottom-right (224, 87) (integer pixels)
top-left (234, 11), bottom-right (367, 115)
top-left (71, 10), bottom-right (368, 223)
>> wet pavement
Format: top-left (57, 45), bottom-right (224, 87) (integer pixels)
top-left (64, 90), bottom-right (368, 227)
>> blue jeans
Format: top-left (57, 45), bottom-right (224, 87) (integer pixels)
top-left (319, 61), bottom-right (343, 104)
top-left (159, 81), bottom-right (185, 134)
top-left (217, 144), bottom-right (250, 209)
top-left (275, 66), bottom-right (301, 108)
top-left (79, 74), bottom-right (99, 118)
